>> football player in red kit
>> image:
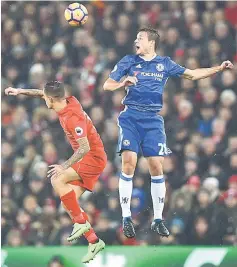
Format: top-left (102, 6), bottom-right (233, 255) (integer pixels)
top-left (5, 81), bottom-right (107, 263)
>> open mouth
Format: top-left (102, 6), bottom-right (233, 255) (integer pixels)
top-left (135, 45), bottom-right (140, 52)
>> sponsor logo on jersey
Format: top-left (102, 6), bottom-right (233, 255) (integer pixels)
top-left (136, 64), bottom-right (142, 68)
top-left (75, 127), bottom-right (83, 136)
top-left (156, 64), bottom-right (164, 72)
top-left (123, 139), bottom-right (130, 146)
top-left (140, 72), bottom-right (164, 78)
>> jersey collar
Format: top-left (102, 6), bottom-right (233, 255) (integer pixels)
top-left (139, 54), bottom-right (157, 61)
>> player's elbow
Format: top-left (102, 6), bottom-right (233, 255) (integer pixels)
top-left (103, 83), bottom-right (108, 91)
top-left (77, 137), bottom-right (90, 155)
top-left (103, 78), bottom-right (119, 91)
top-left (190, 73), bottom-right (201, 81)
top-left (85, 143), bottom-right (90, 154)
top-left (189, 70), bottom-right (201, 80)
top-left (184, 69), bottom-right (197, 81)
top-left (103, 80), bottom-right (111, 91)
top-left (83, 140), bottom-right (90, 154)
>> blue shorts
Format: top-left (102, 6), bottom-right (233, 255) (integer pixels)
top-left (117, 106), bottom-right (171, 157)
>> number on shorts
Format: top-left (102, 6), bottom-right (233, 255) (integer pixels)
top-left (158, 143), bottom-right (167, 155)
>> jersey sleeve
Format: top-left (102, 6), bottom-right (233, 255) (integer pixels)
top-left (109, 55), bottom-right (131, 82)
top-left (167, 57), bottom-right (186, 77)
top-left (66, 115), bottom-right (87, 140)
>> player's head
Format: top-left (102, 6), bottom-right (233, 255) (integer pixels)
top-left (43, 81), bottom-right (65, 109)
top-left (135, 27), bottom-right (160, 55)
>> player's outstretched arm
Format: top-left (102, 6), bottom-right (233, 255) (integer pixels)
top-left (5, 87), bottom-right (44, 98)
top-left (103, 76), bottom-right (138, 91)
top-left (182, 60), bottom-right (233, 81)
top-left (61, 137), bottom-right (90, 169)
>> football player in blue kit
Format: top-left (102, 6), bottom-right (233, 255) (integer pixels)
top-left (103, 27), bottom-right (233, 238)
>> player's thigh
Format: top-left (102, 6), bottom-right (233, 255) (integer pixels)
top-left (146, 156), bottom-right (164, 176)
top-left (117, 112), bottom-right (140, 155)
top-left (61, 167), bottom-right (83, 184)
top-left (141, 116), bottom-right (170, 157)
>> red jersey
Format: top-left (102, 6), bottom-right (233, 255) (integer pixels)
top-left (57, 96), bottom-right (104, 152)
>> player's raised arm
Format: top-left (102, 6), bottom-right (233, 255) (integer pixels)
top-left (5, 87), bottom-right (44, 98)
top-left (182, 60), bottom-right (233, 81)
top-left (103, 55), bottom-right (137, 91)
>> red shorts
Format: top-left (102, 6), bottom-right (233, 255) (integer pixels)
top-left (69, 147), bottom-right (107, 191)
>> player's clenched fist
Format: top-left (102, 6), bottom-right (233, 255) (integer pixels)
top-left (5, 87), bottom-right (20, 96)
top-left (122, 76), bottom-right (138, 87)
top-left (220, 60), bottom-right (233, 70)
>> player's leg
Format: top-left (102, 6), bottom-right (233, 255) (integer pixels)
top-left (120, 150), bottom-right (137, 238)
top-left (117, 109), bottom-right (140, 238)
top-left (61, 184), bottom-right (99, 244)
top-left (147, 156), bottom-right (169, 237)
top-left (50, 167), bottom-right (91, 241)
top-left (70, 155), bottom-right (107, 263)
top-left (141, 114), bottom-right (170, 237)
top-left (61, 184), bottom-right (105, 264)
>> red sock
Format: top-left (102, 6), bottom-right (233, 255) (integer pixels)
top-left (60, 190), bottom-right (85, 224)
top-left (81, 211), bottom-right (99, 244)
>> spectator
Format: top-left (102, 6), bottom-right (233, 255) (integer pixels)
top-left (48, 256), bottom-right (65, 267)
top-left (188, 216), bottom-right (214, 245)
top-left (216, 189), bottom-right (237, 245)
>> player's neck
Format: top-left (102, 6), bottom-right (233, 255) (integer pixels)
top-left (53, 99), bottom-right (68, 112)
top-left (140, 52), bottom-right (157, 61)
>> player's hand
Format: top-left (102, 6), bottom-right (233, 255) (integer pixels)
top-left (220, 60), bottom-right (233, 70)
top-left (122, 76), bottom-right (138, 87)
top-left (5, 87), bottom-right (20, 96)
top-left (47, 164), bottom-right (64, 179)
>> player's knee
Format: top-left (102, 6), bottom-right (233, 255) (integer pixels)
top-left (50, 176), bottom-right (57, 187)
top-left (148, 158), bottom-right (164, 176)
top-left (122, 164), bottom-right (135, 175)
top-left (61, 201), bottom-right (66, 209)
top-left (50, 174), bottom-right (66, 187)
top-left (122, 153), bottom-right (136, 175)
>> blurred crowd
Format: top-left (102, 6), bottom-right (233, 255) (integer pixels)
top-left (1, 1), bottom-right (237, 247)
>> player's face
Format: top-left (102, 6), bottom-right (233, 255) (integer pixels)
top-left (134, 32), bottom-right (153, 55)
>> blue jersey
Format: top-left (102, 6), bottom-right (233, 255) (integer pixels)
top-left (109, 55), bottom-right (186, 112)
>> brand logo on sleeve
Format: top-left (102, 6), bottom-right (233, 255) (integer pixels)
top-left (75, 127), bottom-right (83, 136)
top-left (136, 64), bottom-right (142, 68)
top-left (111, 65), bottom-right (118, 73)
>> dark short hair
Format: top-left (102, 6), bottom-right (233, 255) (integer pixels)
top-left (138, 27), bottom-right (160, 50)
top-left (44, 81), bottom-right (65, 99)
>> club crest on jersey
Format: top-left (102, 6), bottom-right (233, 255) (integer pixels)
top-left (123, 140), bottom-right (130, 146)
top-left (75, 127), bottom-right (83, 136)
top-left (156, 64), bottom-right (164, 72)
